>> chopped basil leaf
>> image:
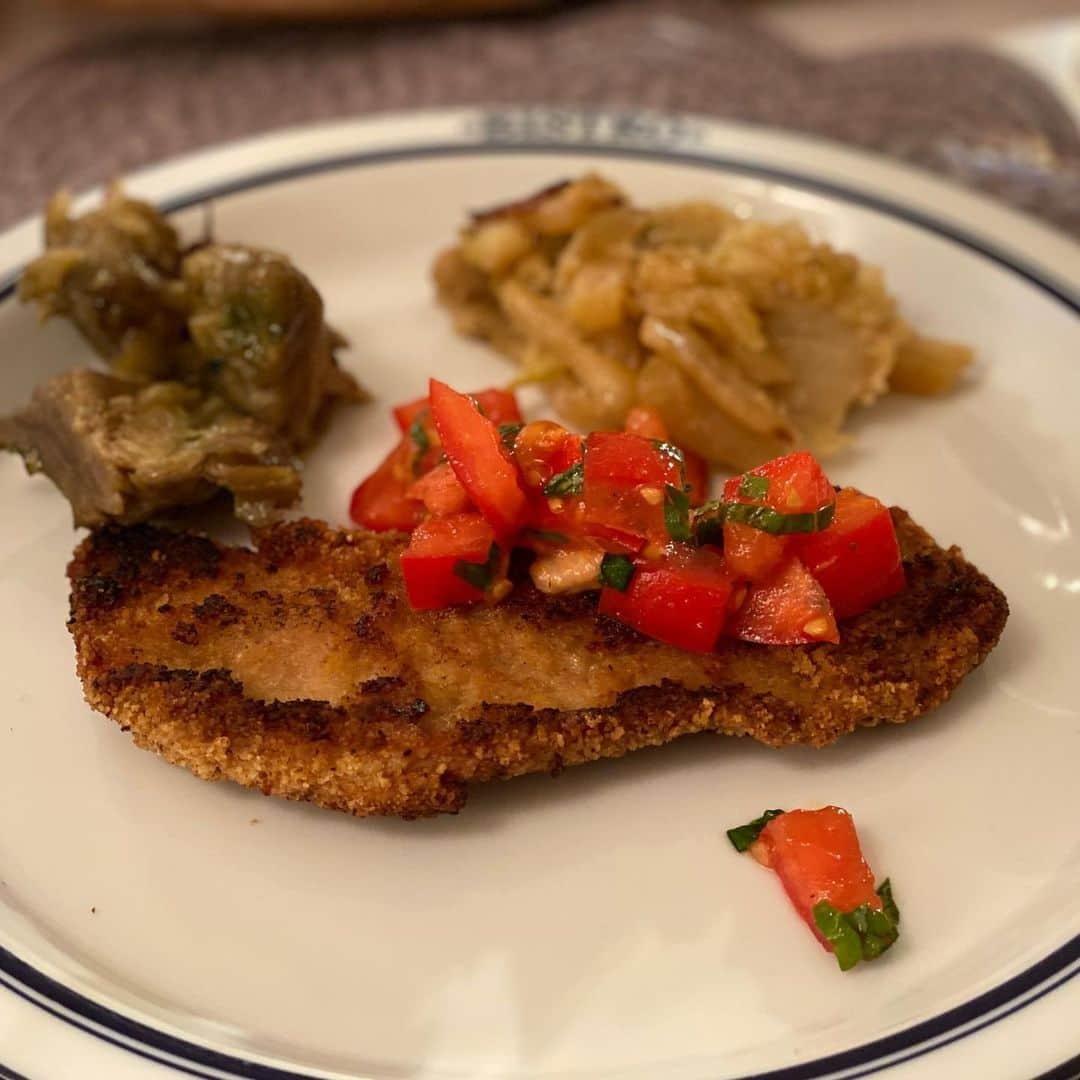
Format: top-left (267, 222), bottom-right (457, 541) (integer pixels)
top-left (693, 501), bottom-right (726, 547)
top-left (453, 543), bottom-right (501, 592)
top-left (544, 462), bottom-right (584, 497)
top-left (812, 892), bottom-right (901, 972)
top-left (664, 484), bottom-right (691, 542)
top-left (722, 500), bottom-right (836, 536)
top-left (526, 528), bottom-right (570, 544)
top-left (498, 422), bottom-right (523, 451)
top-left (813, 903), bottom-right (865, 972)
top-left (738, 474), bottom-right (770, 500)
top-left (726, 808), bottom-right (785, 852)
top-left (877, 879), bottom-right (900, 925)
top-left (600, 553), bottom-right (635, 592)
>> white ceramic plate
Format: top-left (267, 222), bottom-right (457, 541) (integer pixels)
top-left (0, 108), bottom-right (1077, 1080)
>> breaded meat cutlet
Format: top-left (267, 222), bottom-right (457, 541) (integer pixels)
top-left (68, 511), bottom-right (1007, 818)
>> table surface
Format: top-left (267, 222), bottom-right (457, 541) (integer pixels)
top-left (2, 0), bottom-right (1078, 83)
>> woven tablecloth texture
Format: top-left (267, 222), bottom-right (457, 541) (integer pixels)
top-left (1, 0), bottom-right (1079, 232)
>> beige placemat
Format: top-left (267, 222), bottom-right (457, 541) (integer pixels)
top-left (1, 0), bottom-right (1078, 232)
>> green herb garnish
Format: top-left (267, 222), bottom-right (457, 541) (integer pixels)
top-left (544, 462), bottom-right (584, 497)
top-left (498, 422), bottom-right (523, 451)
top-left (738, 474), bottom-right (770, 500)
top-left (600, 554), bottom-right (635, 592)
top-left (877, 879), bottom-right (900, 925)
top-left (726, 809), bottom-right (785, 852)
top-left (693, 501), bottom-right (726, 547)
top-left (813, 889), bottom-right (901, 971)
top-left (720, 500), bottom-right (836, 536)
top-left (664, 484), bottom-right (692, 542)
top-left (453, 543), bottom-right (502, 592)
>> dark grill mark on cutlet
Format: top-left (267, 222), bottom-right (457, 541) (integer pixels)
top-left (591, 613), bottom-right (648, 650)
top-left (70, 573), bottom-right (124, 614)
top-left (389, 699), bottom-right (430, 721)
top-left (192, 593), bottom-right (243, 627)
top-left (305, 587), bottom-right (338, 619)
top-left (364, 563), bottom-right (388, 586)
top-left (171, 622), bottom-right (199, 645)
top-left (360, 675), bottom-right (405, 695)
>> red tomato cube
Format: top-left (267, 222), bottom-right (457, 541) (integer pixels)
top-left (512, 421), bottom-right (583, 491)
top-left (349, 439), bottom-right (425, 533)
top-left (599, 547), bottom-right (733, 653)
top-left (722, 521), bottom-right (788, 583)
top-left (793, 488), bottom-right (905, 619)
top-left (583, 432), bottom-right (685, 552)
top-left (429, 379), bottom-right (528, 539)
top-left (724, 451), bottom-right (834, 515)
top-left (400, 513), bottom-right (497, 610)
top-left (405, 462), bottom-right (471, 518)
top-left (727, 557), bottom-right (839, 645)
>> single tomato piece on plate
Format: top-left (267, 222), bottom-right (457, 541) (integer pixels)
top-left (429, 379), bottom-right (528, 539)
top-left (349, 439), bottom-right (425, 532)
top-left (400, 512), bottom-right (502, 610)
top-left (599, 546), bottom-right (733, 653)
top-left (730, 806), bottom-right (900, 971)
top-left (794, 488), bottom-right (904, 619)
top-left (727, 557), bottom-right (839, 644)
top-left (583, 431), bottom-right (687, 553)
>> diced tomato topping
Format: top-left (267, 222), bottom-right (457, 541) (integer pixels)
top-left (513, 421), bottom-right (583, 491)
top-left (624, 404), bottom-right (670, 441)
top-left (724, 451), bottom-right (835, 515)
top-left (752, 807), bottom-right (882, 945)
top-left (349, 439), bottom-right (425, 532)
top-left (722, 521), bottom-right (788, 583)
top-left (429, 379), bottom-right (529, 539)
top-left (728, 557), bottom-right (839, 645)
top-left (406, 462), bottom-right (471, 518)
top-left (599, 547), bottom-right (733, 653)
top-left (793, 488), bottom-right (904, 619)
top-left (393, 387), bottom-right (521, 433)
top-left (400, 513), bottom-right (498, 610)
top-left (353, 386), bottom-right (903, 653)
top-left (583, 432), bottom-right (685, 553)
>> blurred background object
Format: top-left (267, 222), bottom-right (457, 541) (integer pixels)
top-left (1, 0), bottom-right (1078, 233)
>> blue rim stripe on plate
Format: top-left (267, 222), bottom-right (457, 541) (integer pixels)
top-left (0, 132), bottom-right (1077, 1080)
